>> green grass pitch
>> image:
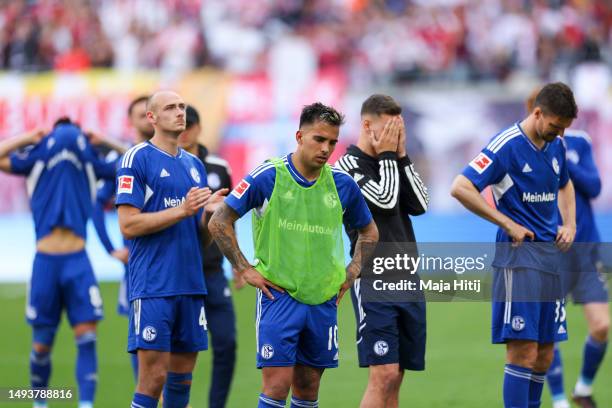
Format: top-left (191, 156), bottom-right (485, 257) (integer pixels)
top-left (0, 282), bottom-right (609, 407)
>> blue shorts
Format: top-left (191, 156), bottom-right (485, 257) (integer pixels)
top-left (26, 250), bottom-right (103, 327)
top-left (492, 268), bottom-right (567, 344)
top-left (255, 288), bottom-right (338, 369)
top-left (561, 248), bottom-right (609, 304)
top-left (117, 265), bottom-right (129, 316)
top-left (350, 279), bottom-right (426, 370)
top-left (128, 295), bottom-right (208, 353)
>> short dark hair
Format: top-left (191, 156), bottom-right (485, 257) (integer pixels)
top-left (534, 83), bottom-right (578, 119)
top-left (127, 95), bottom-right (149, 117)
top-left (299, 102), bottom-right (345, 128)
top-left (186, 105), bottom-right (200, 128)
top-left (53, 116), bottom-right (79, 128)
top-left (360, 94), bottom-right (402, 116)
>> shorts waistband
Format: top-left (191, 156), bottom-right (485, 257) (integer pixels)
top-left (35, 249), bottom-right (87, 260)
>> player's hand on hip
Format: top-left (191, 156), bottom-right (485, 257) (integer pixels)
top-left (372, 116), bottom-right (400, 155)
top-left (111, 247), bottom-right (129, 264)
top-left (506, 221), bottom-right (535, 246)
top-left (337, 273), bottom-right (357, 306)
top-left (204, 188), bottom-right (229, 214)
top-left (242, 267), bottom-right (284, 300)
top-left (556, 224), bottom-right (576, 252)
top-left (232, 267), bottom-right (247, 290)
top-left (181, 187), bottom-right (210, 217)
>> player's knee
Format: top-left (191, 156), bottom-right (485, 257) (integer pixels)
top-left (32, 342), bottom-right (51, 354)
top-left (370, 365), bottom-right (402, 390)
top-left (32, 325), bottom-right (57, 351)
top-left (262, 382), bottom-right (291, 401)
top-left (507, 342), bottom-right (538, 369)
top-left (589, 316), bottom-right (610, 342)
top-left (139, 369), bottom-right (167, 394)
top-left (292, 375), bottom-right (320, 399)
top-left (73, 321), bottom-right (97, 338)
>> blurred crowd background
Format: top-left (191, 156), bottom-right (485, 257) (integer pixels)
top-left (1, 0), bottom-right (611, 82)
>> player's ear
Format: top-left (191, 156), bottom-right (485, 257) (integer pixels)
top-left (362, 118), bottom-right (370, 131)
top-left (296, 130), bottom-right (303, 145)
top-left (146, 111), bottom-right (156, 124)
top-left (533, 107), bottom-right (542, 120)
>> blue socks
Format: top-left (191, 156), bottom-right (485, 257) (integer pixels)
top-left (546, 346), bottom-right (566, 401)
top-left (30, 348), bottom-right (51, 405)
top-left (132, 392), bottom-right (158, 408)
top-left (162, 372), bottom-right (192, 408)
top-left (290, 396), bottom-right (318, 407)
top-left (528, 372), bottom-right (545, 408)
top-left (504, 364), bottom-right (532, 407)
top-left (75, 331), bottom-right (97, 405)
top-left (258, 393), bottom-right (286, 407)
top-left (574, 335), bottom-right (608, 396)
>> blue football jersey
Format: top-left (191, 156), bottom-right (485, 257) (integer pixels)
top-left (225, 153), bottom-right (372, 230)
top-left (115, 141), bottom-right (208, 300)
top-left (10, 124), bottom-right (116, 241)
top-left (463, 123), bottom-right (569, 242)
top-left (563, 130), bottom-right (601, 243)
top-left (462, 123), bottom-right (570, 273)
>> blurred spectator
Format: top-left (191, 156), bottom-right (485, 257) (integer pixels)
top-left (0, 0), bottom-right (611, 84)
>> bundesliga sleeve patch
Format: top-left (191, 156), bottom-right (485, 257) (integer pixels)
top-left (469, 152), bottom-right (493, 174)
top-left (118, 175), bottom-right (134, 194)
top-left (231, 179), bottom-right (251, 199)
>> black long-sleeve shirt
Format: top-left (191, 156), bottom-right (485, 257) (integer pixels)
top-left (336, 145), bottom-right (429, 255)
top-left (195, 144), bottom-right (233, 274)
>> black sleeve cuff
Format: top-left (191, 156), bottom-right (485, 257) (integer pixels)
top-left (397, 155), bottom-right (412, 167)
top-left (378, 151), bottom-right (398, 161)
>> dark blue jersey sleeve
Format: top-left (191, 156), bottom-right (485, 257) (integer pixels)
top-left (92, 180), bottom-right (116, 254)
top-left (9, 143), bottom-right (44, 175)
top-left (568, 140), bottom-right (601, 198)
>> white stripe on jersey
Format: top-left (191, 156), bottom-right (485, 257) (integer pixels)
top-left (25, 161), bottom-right (45, 198)
top-left (487, 126), bottom-right (520, 153)
top-left (404, 163), bottom-right (429, 211)
top-left (121, 142), bottom-right (147, 168)
top-left (487, 126), bottom-right (518, 151)
top-left (85, 162), bottom-right (97, 203)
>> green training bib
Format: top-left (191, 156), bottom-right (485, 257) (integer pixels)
top-left (252, 158), bottom-right (346, 304)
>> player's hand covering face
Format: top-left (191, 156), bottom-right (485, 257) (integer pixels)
top-left (296, 120), bottom-right (339, 168)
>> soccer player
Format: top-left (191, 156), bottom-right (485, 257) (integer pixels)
top-left (335, 94), bottom-right (429, 408)
top-left (209, 102), bottom-right (378, 408)
top-left (178, 105), bottom-right (237, 408)
top-left (451, 82), bottom-right (578, 408)
top-left (0, 120), bottom-right (118, 408)
top-left (521, 90), bottom-right (611, 408)
top-left (91, 95), bottom-right (153, 380)
top-left (116, 91), bottom-right (226, 408)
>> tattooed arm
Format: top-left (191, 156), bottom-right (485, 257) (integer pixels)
top-left (209, 203), bottom-right (283, 299)
top-left (337, 219), bottom-right (379, 305)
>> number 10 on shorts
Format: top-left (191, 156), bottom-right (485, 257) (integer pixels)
top-left (328, 325), bottom-right (338, 350)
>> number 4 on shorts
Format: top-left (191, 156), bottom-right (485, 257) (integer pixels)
top-left (199, 306), bottom-right (208, 330)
